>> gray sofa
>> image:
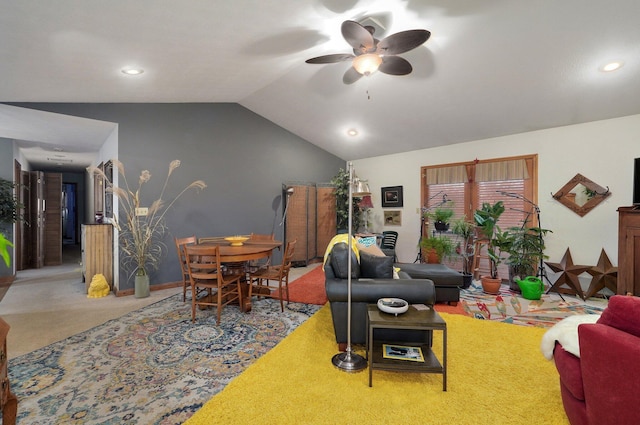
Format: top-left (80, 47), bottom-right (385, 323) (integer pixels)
top-left (324, 243), bottom-right (436, 349)
top-left (395, 263), bottom-right (463, 305)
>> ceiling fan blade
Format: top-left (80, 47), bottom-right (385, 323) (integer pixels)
top-left (341, 20), bottom-right (375, 53)
top-left (377, 29), bottom-right (431, 55)
top-left (305, 54), bottom-right (355, 64)
top-left (378, 56), bottom-right (413, 76)
top-left (343, 67), bottom-right (363, 84)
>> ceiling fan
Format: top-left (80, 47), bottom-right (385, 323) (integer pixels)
top-left (305, 20), bottom-right (430, 84)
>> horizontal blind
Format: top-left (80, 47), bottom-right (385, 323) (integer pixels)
top-left (422, 155), bottom-right (537, 281)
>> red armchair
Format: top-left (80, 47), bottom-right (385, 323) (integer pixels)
top-left (553, 295), bottom-right (640, 425)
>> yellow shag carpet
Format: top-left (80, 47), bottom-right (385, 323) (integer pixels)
top-left (185, 305), bottom-right (568, 425)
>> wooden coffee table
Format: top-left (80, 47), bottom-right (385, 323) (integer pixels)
top-left (366, 304), bottom-right (447, 390)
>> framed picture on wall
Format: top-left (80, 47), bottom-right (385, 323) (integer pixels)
top-left (381, 186), bottom-right (403, 207)
top-left (383, 210), bottom-right (402, 226)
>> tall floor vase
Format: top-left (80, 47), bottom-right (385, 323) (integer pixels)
top-left (135, 271), bottom-right (150, 298)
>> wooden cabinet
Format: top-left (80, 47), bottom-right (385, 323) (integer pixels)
top-left (81, 224), bottom-right (114, 292)
top-left (0, 318), bottom-right (17, 425)
top-left (617, 207), bottom-right (640, 296)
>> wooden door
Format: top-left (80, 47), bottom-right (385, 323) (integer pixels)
top-left (29, 171), bottom-right (44, 268)
top-left (44, 173), bottom-right (62, 266)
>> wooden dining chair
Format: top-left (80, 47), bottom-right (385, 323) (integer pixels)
top-left (246, 232), bottom-right (276, 274)
top-left (175, 235), bottom-right (197, 302)
top-left (185, 244), bottom-right (244, 324)
top-left (248, 239), bottom-right (296, 312)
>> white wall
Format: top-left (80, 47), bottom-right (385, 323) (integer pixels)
top-left (354, 114), bottom-right (640, 273)
top-left (85, 125), bottom-right (120, 289)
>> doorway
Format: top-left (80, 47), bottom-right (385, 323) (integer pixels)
top-left (62, 183), bottom-right (78, 245)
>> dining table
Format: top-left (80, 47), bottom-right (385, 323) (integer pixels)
top-left (199, 238), bottom-right (282, 312)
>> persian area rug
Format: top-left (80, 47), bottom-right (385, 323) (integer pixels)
top-left (9, 295), bottom-right (320, 425)
top-left (460, 280), bottom-right (607, 327)
top-left (273, 264), bottom-right (327, 305)
top-left (185, 305), bottom-right (569, 425)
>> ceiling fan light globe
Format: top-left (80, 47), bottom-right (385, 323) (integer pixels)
top-left (352, 53), bottom-right (382, 75)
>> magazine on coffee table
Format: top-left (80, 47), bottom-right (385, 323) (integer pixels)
top-left (382, 344), bottom-right (425, 362)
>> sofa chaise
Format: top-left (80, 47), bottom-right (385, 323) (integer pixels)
top-left (324, 242), bottom-right (436, 350)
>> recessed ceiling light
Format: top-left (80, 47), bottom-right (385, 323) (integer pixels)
top-left (601, 61), bottom-right (623, 72)
top-left (347, 129), bottom-right (358, 137)
top-left (121, 68), bottom-right (144, 75)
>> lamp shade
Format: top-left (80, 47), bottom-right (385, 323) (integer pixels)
top-left (359, 195), bottom-right (373, 209)
top-left (352, 54), bottom-right (382, 75)
top-left (353, 179), bottom-right (371, 196)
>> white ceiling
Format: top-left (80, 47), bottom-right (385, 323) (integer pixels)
top-left (1, 0), bottom-right (640, 170)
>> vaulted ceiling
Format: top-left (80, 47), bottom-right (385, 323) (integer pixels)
top-left (2, 0), bottom-right (639, 169)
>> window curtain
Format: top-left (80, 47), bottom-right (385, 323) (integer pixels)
top-left (475, 159), bottom-right (529, 182)
top-left (425, 165), bottom-right (468, 184)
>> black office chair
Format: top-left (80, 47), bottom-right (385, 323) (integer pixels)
top-left (380, 231), bottom-right (398, 262)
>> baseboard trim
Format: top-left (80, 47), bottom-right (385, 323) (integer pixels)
top-left (0, 274), bottom-right (16, 285)
top-left (115, 281), bottom-right (181, 297)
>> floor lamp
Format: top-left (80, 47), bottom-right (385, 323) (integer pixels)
top-left (332, 161), bottom-right (370, 372)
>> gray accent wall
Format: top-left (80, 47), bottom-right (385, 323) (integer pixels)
top-left (10, 103), bottom-right (345, 290)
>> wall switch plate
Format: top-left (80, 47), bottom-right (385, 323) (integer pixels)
top-left (135, 207), bottom-right (148, 216)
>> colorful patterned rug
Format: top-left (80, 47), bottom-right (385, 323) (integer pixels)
top-left (9, 295), bottom-right (320, 424)
top-left (461, 280), bottom-right (607, 327)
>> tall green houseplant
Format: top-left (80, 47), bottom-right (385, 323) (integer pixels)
top-left (331, 168), bottom-right (364, 233)
top-left (451, 217), bottom-right (475, 277)
top-left (473, 201), bottom-right (507, 280)
top-left (504, 225), bottom-right (551, 290)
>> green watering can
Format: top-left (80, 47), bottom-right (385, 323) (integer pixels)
top-left (515, 276), bottom-right (543, 300)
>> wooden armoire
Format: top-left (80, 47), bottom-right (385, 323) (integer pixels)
top-left (617, 206), bottom-right (640, 296)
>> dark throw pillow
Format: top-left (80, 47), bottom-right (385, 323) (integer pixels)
top-left (360, 251), bottom-right (394, 279)
top-left (330, 242), bottom-right (360, 279)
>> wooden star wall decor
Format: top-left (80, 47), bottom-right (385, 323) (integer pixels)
top-left (545, 248), bottom-right (590, 299)
top-left (585, 249), bottom-right (618, 299)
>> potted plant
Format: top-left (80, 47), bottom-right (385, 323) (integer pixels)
top-left (473, 201), bottom-right (508, 294)
top-left (420, 235), bottom-right (456, 264)
top-left (330, 168), bottom-right (365, 234)
top-left (0, 177), bottom-right (22, 272)
top-left (89, 160), bottom-right (206, 298)
top-left (0, 233), bottom-right (12, 268)
top-left (451, 217), bottom-right (475, 288)
top-left (427, 204), bottom-right (455, 232)
top-left (503, 225), bottom-right (551, 291)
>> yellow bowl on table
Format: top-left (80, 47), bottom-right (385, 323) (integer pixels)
top-left (224, 236), bottom-right (249, 246)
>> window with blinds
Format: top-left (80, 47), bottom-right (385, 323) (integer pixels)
top-left (421, 155), bottom-right (538, 280)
